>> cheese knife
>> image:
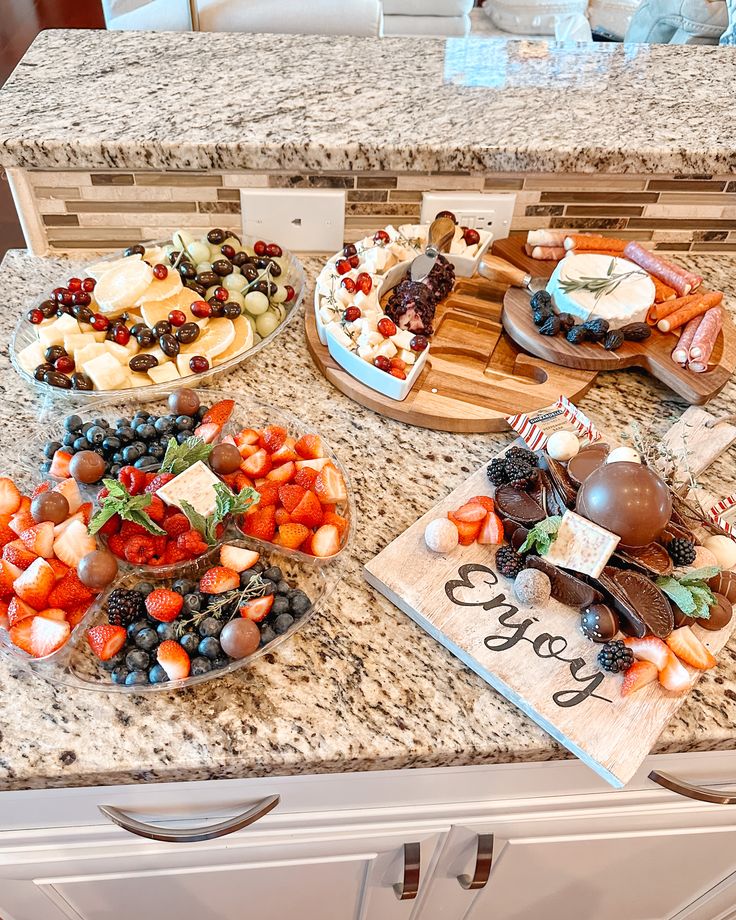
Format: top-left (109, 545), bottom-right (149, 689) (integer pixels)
top-left (410, 216), bottom-right (457, 283)
top-left (478, 254), bottom-right (548, 294)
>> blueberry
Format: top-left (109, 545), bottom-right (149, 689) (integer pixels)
top-left (112, 450), bottom-right (124, 463)
top-left (250, 562), bottom-right (264, 575)
top-left (102, 436), bottom-right (121, 453)
top-left (263, 566), bottom-right (282, 582)
top-left (135, 627), bottom-right (158, 651)
top-left (134, 581), bottom-right (155, 597)
top-left (73, 437), bottom-right (91, 452)
top-left (117, 426), bottom-right (135, 444)
top-left (127, 618), bottom-right (149, 638)
top-left (260, 624), bottom-right (276, 646)
top-left (195, 406), bottom-right (208, 422)
top-left (81, 421), bottom-right (93, 436)
top-left (172, 578), bottom-right (195, 595)
top-left (155, 416), bottom-right (175, 434)
top-left (183, 593), bottom-right (201, 613)
top-left (191, 656), bottom-right (212, 675)
top-left (271, 595), bottom-right (289, 617)
top-left (180, 632), bottom-right (200, 655)
top-left (211, 657), bottom-right (229, 670)
top-left (137, 424), bottom-right (157, 441)
top-left (101, 650), bottom-right (126, 672)
top-left (40, 460), bottom-right (52, 474)
top-left (125, 669), bottom-right (149, 686)
top-left (64, 414), bottom-right (83, 432)
top-left (135, 457), bottom-right (160, 471)
top-left (115, 417), bottom-right (130, 428)
top-left (109, 464), bottom-right (121, 478)
top-left (44, 440), bottom-right (61, 458)
top-left (86, 425), bottom-right (105, 445)
top-left (198, 637), bottom-right (221, 660)
top-left (92, 418), bottom-right (109, 429)
top-left (275, 579), bottom-right (290, 595)
top-left (111, 666), bottom-right (130, 685)
top-left (147, 443), bottom-right (165, 459)
top-left (239, 571), bottom-right (255, 588)
top-left (126, 648), bottom-right (150, 670)
top-left (176, 415), bottom-right (194, 431)
top-left (148, 664), bottom-right (169, 684)
top-left (62, 432), bottom-right (76, 447)
top-left (273, 613), bottom-right (294, 634)
top-left (156, 622), bottom-right (178, 642)
top-left (198, 616), bottom-right (222, 638)
top-left (122, 445), bottom-right (141, 463)
top-left (176, 431), bottom-right (191, 445)
top-left (261, 582), bottom-right (275, 597)
top-left (290, 591), bottom-right (311, 617)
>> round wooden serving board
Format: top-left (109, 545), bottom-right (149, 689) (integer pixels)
top-left (305, 274), bottom-right (597, 433)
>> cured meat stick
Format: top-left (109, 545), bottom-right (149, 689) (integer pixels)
top-left (623, 242), bottom-right (691, 297)
top-left (659, 256), bottom-right (703, 293)
top-left (657, 291), bottom-right (723, 332)
top-left (566, 248), bottom-right (626, 259)
top-left (564, 235), bottom-right (627, 252)
top-left (689, 307), bottom-right (723, 362)
top-left (648, 294), bottom-right (699, 324)
top-left (671, 315), bottom-right (703, 365)
top-left (652, 278), bottom-right (676, 303)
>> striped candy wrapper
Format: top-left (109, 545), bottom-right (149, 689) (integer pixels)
top-left (506, 396), bottom-right (601, 451)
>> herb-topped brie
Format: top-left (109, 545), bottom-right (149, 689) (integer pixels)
top-left (547, 254), bottom-right (655, 329)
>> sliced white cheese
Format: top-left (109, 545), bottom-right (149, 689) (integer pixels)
top-left (156, 460), bottom-right (221, 517)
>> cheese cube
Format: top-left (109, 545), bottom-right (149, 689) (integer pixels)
top-left (373, 339), bottom-right (397, 360)
top-left (353, 289), bottom-right (379, 312)
top-left (326, 323), bottom-right (353, 351)
top-left (392, 328), bottom-right (414, 351)
top-left (82, 353), bottom-right (128, 390)
top-left (357, 330), bottom-right (382, 350)
top-left (128, 371), bottom-right (153, 388)
top-left (38, 315), bottom-right (80, 349)
top-left (105, 340), bottom-right (138, 363)
top-left (16, 341), bottom-right (45, 375)
top-left (357, 343), bottom-right (378, 362)
top-left (156, 460), bottom-right (221, 517)
top-left (64, 333), bottom-right (98, 357)
top-left (140, 346), bottom-right (169, 365)
top-left (75, 343), bottom-right (107, 367)
top-left (399, 348), bottom-right (416, 365)
top-left (147, 362), bottom-right (181, 384)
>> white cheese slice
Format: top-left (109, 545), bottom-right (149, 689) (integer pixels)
top-left (156, 460), bottom-right (221, 517)
top-left (543, 510), bottom-right (620, 578)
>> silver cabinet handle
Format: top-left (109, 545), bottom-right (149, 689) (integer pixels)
top-left (393, 842), bottom-right (421, 900)
top-left (457, 833), bottom-right (494, 890)
top-left (98, 794), bottom-right (280, 843)
top-left (649, 771), bottom-right (736, 805)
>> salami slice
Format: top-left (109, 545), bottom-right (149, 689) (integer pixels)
top-left (687, 307), bottom-right (723, 373)
top-left (660, 256), bottom-right (702, 293)
top-left (623, 242), bottom-right (691, 297)
top-left (671, 315), bottom-right (702, 365)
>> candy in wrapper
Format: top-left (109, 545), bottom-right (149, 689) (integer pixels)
top-left (506, 396), bottom-right (600, 451)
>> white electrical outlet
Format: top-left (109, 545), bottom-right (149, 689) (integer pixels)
top-left (420, 192), bottom-right (516, 241)
top-left (240, 188), bottom-right (345, 252)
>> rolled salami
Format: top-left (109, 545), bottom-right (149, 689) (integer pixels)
top-left (660, 256), bottom-right (702, 293)
top-left (688, 306), bottom-right (723, 364)
top-left (564, 234), bottom-right (627, 252)
top-left (623, 242), bottom-right (691, 297)
top-left (671, 315), bottom-right (703, 365)
top-left (527, 229), bottom-right (567, 247)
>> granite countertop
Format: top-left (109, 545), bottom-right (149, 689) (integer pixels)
top-left (1, 249), bottom-right (736, 793)
top-left (0, 30), bottom-right (735, 174)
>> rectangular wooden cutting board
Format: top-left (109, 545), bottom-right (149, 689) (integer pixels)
top-left (363, 462), bottom-right (736, 788)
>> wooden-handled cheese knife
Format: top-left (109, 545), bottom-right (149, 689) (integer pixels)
top-left (410, 216), bottom-right (457, 283)
top-left (478, 254), bottom-right (548, 294)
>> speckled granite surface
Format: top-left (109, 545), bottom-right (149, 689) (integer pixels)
top-left (0, 31), bottom-right (735, 174)
top-left (1, 249), bottom-right (736, 793)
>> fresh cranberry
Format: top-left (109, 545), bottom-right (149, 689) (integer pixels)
top-left (221, 244), bottom-right (236, 260)
top-left (265, 243), bottom-right (282, 258)
top-left (377, 317), bottom-right (397, 338)
top-left (27, 308), bottom-right (43, 324)
top-left (436, 209), bottom-right (457, 224)
top-left (56, 289), bottom-right (73, 306)
top-left (67, 277), bottom-right (82, 292)
top-left (284, 285), bottom-right (295, 302)
top-left (214, 286), bottom-right (228, 302)
top-left (254, 240), bottom-right (267, 257)
top-left (55, 355), bottom-right (75, 373)
top-left (373, 355), bottom-right (391, 373)
top-left (373, 230), bottom-right (389, 245)
top-left (389, 367), bottom-right (407, 380)
top-left (168, 310), bottom-right (186, 327)
top-left (463, 228), bottom-right (481, 246)
top-left (82, 277), bottom-right (96, 292)
top-left (153, 263), bottom-right (168, 280)
top-left (343, 306), bottom-right (361, 322)
top-left (340, 277), bottom-right (356, 293)
top-left (113, 324), bottom-right (131, 346)
top-left (410, 334), bottom-right (428, 352)
top-left (189, 355), bottom-right (210, 373)
top-left (356, 272), bottom-right (372, 295)
top-left (191, 300), bottom-right (212, 318)
top-left (342, 243), bottom-right (357, 258)
top-left (335, 259), bottom-right (351, 276)
top-left (348, 255), bottom-right (359, 269)
top-left (91, 313), bottom-right (109, 331)
top-left (73, 291), bottom-right (91, 306)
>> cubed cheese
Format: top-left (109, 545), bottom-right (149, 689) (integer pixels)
top-left (64, 333), bottom-right (98, 357)
top-left (38, 314), bottom-right (80, 349)
top-left (75, 343), bottom-right (108, 367)
top-left (156, 460), bottom-right (221, 517)
top-left (105, 339), bottom-right (138, 363)
top-left (399, 348), bottom-right (416, 365)
top-left (392, 328), bottom-right (415, 351)
top-left (147, 362), bottom-right (181, 384)
top-left (373, 339), bottom-right (398, 360)
top-left (82, 353), bottom-right (128, 390)
top-left (326, 323), bottom-right (353, 351)
top-left (16, 340), bottom-right (45, 375)
top-left (128, 371), bottom-right (153, 387)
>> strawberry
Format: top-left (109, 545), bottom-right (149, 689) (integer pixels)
top-left (20, 521), bottom-right (55, 558)
top-left (194, 422), bottom-right (221, 444)
top-left (242, 505), bottom-right (276, 542)
top-left (163, 513), bottom-right (190, 537)
top-left (279, 485), bottom-right (305, 514)
top-left (295, 458), bottom-right (331, 472)
top-left (452, 502), bottom-right (487, 523)
top-left (199, 566), bottom-right (240, 595)
top-left (266, 461), bottom-right (296, 484)
top-left (447, 512), bottom-right (482, 546)
top-left (30, 615), bottom-right (70, 658)
top-left (477, 511), bottom-right (504, 545)
top-left (0, 599), bottom-right (8, 630)
top-left (314, 463), bottom-right (347, 505)
top-left (666, 626), bottom-right (717, 670)
top-left (468, 495), bottom-right (495, 513)
top-left (17, 496), bottom-right (31, 514)
top-left (0, 560), bottom-right (21, 598)
top-left (38, 607), bottom-right (67, 622)
top-left (53, 520), bottom-right (96, 568)
top-left (118, 466), bottom-right (147, 496)
top-left (220, 544), bottom-right (260, 572)
top-left (291, 490), bottom-right (324, 529)
top-left (9, 510), bottom-right (35, 537)
top-left (79, 502), bottom-right (93, 525)
top-left (52, 511), bottom-right (86, 538)
top-left (235, 428), bottom-right (260, 447)
top-left (277, 523), bottom-right (310, 549)
top-left (271, 438), bottom-right (298, 465)
top-left (49, 450), bottom-right (72, 479)
top-left (202, 399), bottom-right (235, 428)
top-left (47, 558), bottom-right (69, 581)
top-left (220, 470), bottom-right (252, 493)
top-left (177, 530), bottom-right (208, 557)
top-left (295, 434), bottom-right (324, 460)
top-left (146, 495), bottom-right (166, 523)
top-left (157, 640), bottom-right (190, 680)
top-left (259, 424), bottom-right (287, 452)
top-left (323, 511), bottom-right (349, 536)
top-left (621, 660), bottom-right (658, 696)
top-left (31, 481), bottom-right (50, 500)
top-left (48, 569), bottom-right (94, 612)
top-left (274, 507), bottom-right (292, 526)
top-left (14, 557), bottom-right (55, 609)
top-left (145, 472), bottom-right (175, 494)
top-left (240, 595), bottom-right (274, 622)
top-left (8, 596), bottom-right (38, 628)
top-left (293, 467), bottom-right (319, 491)
top-left (311, 524), bottom-right (341, 558)
top-left (242, 448), bottom-right (272, 478)
top-left (53, 478), bottom-right (82, 514)
top-left (99, 512), bottom-right (121, 537)
top-left (3, 539), bottom-right (37, 570)
top-left (107, 533), bottom-right (126, 559)
top-left (0, 513), bottom-right (16, 548)
top-left (66, 605), bottom-right (88, 628)
top-left (622, 636), bottom-right (670, 671)
top-left (9, 618), bottom-right (34, 655)
top-left (145, 588), bottom-right (184, 621)
top-left (86, 623), bottom-right (126, 661)
top-left (659, 650), bottom-right (693, 693)
top-left (255, 482), bottom-right (280, 507)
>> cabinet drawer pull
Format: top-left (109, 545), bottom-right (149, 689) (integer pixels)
top-left (393, 842), bottom-right (421, 901)
top-left (457, 833), bottom-right (494, 890)
top-left (649, 771), bottom-right (736, 805)
top-left (98, 794), bottom-right (280, 843)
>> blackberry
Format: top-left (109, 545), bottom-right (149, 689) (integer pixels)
top-left (666, 537), bottom-right (697, 566)
top-left (487, 457), bottom-right (510, 486)
top-left (495, 546), bottom-right (525, 579)
top-left (597, 640), bottom-right (634, 673)
top-left (530, 290), bottom-right (552, 310)
top-left (506, 446), bottom-right (539, 468)
top-left (107, 588), bottom-right (145, 628)
top-left (505, 460), bottom-right (537, 490)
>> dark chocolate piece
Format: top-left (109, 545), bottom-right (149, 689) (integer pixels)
top-left (567, 442), bottom-right (610, 486)
top-left (511, 526), bottom-right (529, 552)
top-left (502, 518), bottom-right (519, 541)
top-left (708, 571), bottom-right (736, 606)
top-left (615, 543), bottom-right (673, 577)
top-left (662, 520), bottom-right (698, 545)
top-left (580, 603), bottom-right (619, 643)
top-left (539, 454), bottom-right (578, 506)
top-left (591, 569), bottom-right (647, 639)
top-left (610, 569), bottom-right (674, 639)
top-left (673, 604), bottom-right (696, 629)
top-left (525, 555), bottom-right (603, 609)
top-left (701, 593), bottom-right (733, 631)
top-left (494, 485), bottom-right (546, 525)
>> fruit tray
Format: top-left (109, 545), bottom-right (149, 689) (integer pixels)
top-left (10, 229), bottom-right (306, 401)
top-left (0, 387), bottom-right (352, 693)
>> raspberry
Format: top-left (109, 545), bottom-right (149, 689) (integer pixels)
top-left (118, 466), bottom-right (147, 495)
top-left (163, 514), bottom-right (190, 537)
top-left (97, 486), bottom-right (110, 501)
top-left (107, 533), bottom-right (126, 558)
top-left (144, 472), bottom-right (175, 494)
top-left (152, 534), bottom-right (167, 555)
top-left (123, 535), bottom-right (155, 564)
top-left (164, 542), bottom-right (189, 565)
top-left (120, 519), bottom-right (148, 539)
top-left (99, 513), bottom-right (121, 537)
top-left (146, 496), bottom-right (165, 523)
top-left (177, 530), bottom-right (208, 557)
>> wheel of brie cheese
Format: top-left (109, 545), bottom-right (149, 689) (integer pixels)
top-left (547, 254), bottom-right (655, 330)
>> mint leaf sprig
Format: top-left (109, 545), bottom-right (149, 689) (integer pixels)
top-left (160, 435), bottom-right (213, 476)
top-left (519, 516), bottom-right (562, 556)
top-left (181, 483), bottom-right (260, 546)
top-left (656, 565), bottom-right (721, 620)
top-left (88, 479), bottom-right (166, 537)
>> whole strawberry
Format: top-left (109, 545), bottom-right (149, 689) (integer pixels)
top-left (145, 588), bottom-right (183, 622)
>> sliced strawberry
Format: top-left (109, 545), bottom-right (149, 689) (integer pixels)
top-left (47, 558), bottom-right (69, 581)
top-left (199, 566), bottom-right (240, 595)
top-left (49, 450), bottom-right (72, 479)
top-left (293, 467), bottom-right (319, 491)
top-left (194, 422), bottom-right (221, 444)
top-left (477, 511), bottom-right (504, 545)
top-left (237, 443), bottom-right (260, 460)
top-left (242, 504), bottom-right (276, 542)
top-left (666, 626), bottom-right (717, 670)
top-left (259, 425), bottom-right (288, 452)
top-left (295, 458), bottom-right (330, 473)
top-left (53, 520), bottom-right (96, 568)
top-left (20, 521), bottom-right (55, 558)
top-left (240, 594), bottom-right (274, 622)
top-left (48, 569), bottom-right (94, 612)
top-left (0, 513), bottom-right (16, 548)
top-left (452, 502), bottom-right (487, 523)
top-left (30, 615), bottom-right (70, 658)
top-left (622, 636), bottom-right (670, 671)
top-left (31, 481), bottom-right (50, 500)
top-left (220, 544), bottom-right (260, 572)
top-left (254, 481), bottom-right (280, 508)
top-left (277, 523), bottom-right (310, 549)
top-left (271, 437), bottom-right (298, 465)
top-left (0, 599), bottom-right (8, 630)
top-left (9, 617), bottom-right (34, 654)
top-left (157, 640), bottom-right (191, 680)
top-left (53, 510), bottom-right (86, 538)
top-left (145, 588), bottom-right (185, 621)
top-left (78, 502), bottom-right (93, 525)
top-left (311, 524), bottom-right (341, 557)
top-left (235, 428), bottom-right (260, 447)
top-left (621, 660), bottom-right (659, 697)
top-left (242, 449), bottom-right (272, 478)
top-left (323, 511), bottom-right (349, 536)
top-left (0, 478), bottom-right (22, 516)
top-left (54, 478), bottom-right (82, 514)
top-left (66, 605), bottom-right (88, 629)
top-left (314, 463), bottom-right (347, 505)
top-left (13, 557), bottom-right (55, 609)
top-left (0, 559), bottom-right (22, 597)
top-left (468, 495), bottom-right (495, 512)
top-left (266, 461), bottom-right (296, 484)
top-left (201, 399), bottom-right (235, 428)
top-left (9, 510), bottom-right (35, 537)
top-left (278, 484), bottom-right (305, 513)
top-left (3, 539), bottom-right (38, 570)
top-left (86, 623), bottom-right (126, 661)
top-left (8, 596), bottom-right (38, 628)
top-left (220, 470), bottom-right (253, 493)
top-left (290, 490), bottom-right (324, 529)
top-left (295, 434), bottom-right (324, 460)
top-left (274, 507), bottom-right (292, 526)
top-left (659, 650), bottom-right (693, 693)
top-left (448, 512), bottom-right (482, 546)
top-left (38, 607), bottom-right (68, 622)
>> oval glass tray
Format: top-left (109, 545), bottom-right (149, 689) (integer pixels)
top-left (10, 232), bottom-right (306, 403)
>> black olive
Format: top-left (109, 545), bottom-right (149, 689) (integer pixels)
top-left (223, 302), bottom-right (242, 319)
top-left (71, 373), bottom-right (94, 391)
top-left (176, 322), bottom-right (200, 344)
top-left (207, 228), bottom-right (225, 245)
top-left (159, 333), bottom-right (180, 357)
top-left (152, 320), bottom-right (172, 337)
top-left (129, 354), bottom-right (159, 372)
top-left (43, 370), bottom-right (73, 389)
top-left (212, 259), bottom-right (232, 277)
top-left (44, 345), bottom-right (66, 363)
top-left (196, 271), bottom-right (218, 288)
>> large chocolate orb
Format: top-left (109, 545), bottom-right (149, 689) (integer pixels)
top-left (576, 461), bottom-right (671, 547)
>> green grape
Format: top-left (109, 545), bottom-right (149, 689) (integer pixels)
top-left (244, 291), bottom-right (269, 316)
top-left (256, 310), bottom-right (281, 338)
top-left (172, 229), bottom-right (195, 249)
top-left (271, 284), bottom-right (288, 304)
top-left (195, 261), bottom-right (213, 274)
top-left (188, 240), bottom-right (211, 264)
top-left (223, 272), bottom-right (243, 291)
top-left (225, 289), bottom-right (245, 308)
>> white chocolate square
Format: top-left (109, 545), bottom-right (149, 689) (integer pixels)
top-left (543, 510), bottom-right (620, 578)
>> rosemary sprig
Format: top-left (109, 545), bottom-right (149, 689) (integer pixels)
top-left (560, 259), bottom-right (647, 303)
top-left (175, 573), bottom-right (270, 637)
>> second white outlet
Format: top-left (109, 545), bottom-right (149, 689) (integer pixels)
top-left (420, 192), bottom-right (516, 241)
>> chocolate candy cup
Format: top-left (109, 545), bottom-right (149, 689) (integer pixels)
top-left (701, 593), bottom-right (733, 632)
top-left (615, 542), bottom-right (673, 576)
top-left (708, 570), bottom-right (736, 606)
top-left (567, 442), bottom-right (610, 486)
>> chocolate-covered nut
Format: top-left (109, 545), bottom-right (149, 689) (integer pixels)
top-left (177, 322), bottom-right (200, 344)
top-left (43, 370), bottom-right (72, 389)
top-left (673, 604), bottom-right (696, 628)
top-left (71, 372), bottom-right (93, 391)
top-left (708, 570), bottom-right (736, 606)
top-left (581, 603), bottom-right (619, 642)
top-left (701, 593), bottom-right (733, 631)
top-left (159, 333), bottom-right (180, 357)
top-left (152, 320), bottom-right (172, 337)
top-left (129, 354), bottom-right (159, 373)
top-left (196, 271), bottom-right (218, 288)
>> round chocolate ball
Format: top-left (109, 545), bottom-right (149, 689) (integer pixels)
top-left (31, 490), bottom-right (69, 524)
top-left (69, 450), bottom-right (107, 484)
top-left (576, 461), bottom-right (671, 547)
top-left (77, 550), bottom-right (119, 590)
top-left (209, 443), bottom-right (242, 475)
top-left (580, 603), bottom-right (619, 642)
top-left (168, 387), bottom-right (200, 417)
top-left (220, 618), bottom-right (260, 659)
top-left (701, 593), bottom-right (733, 631)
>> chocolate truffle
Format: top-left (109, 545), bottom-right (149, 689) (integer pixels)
top-left (701, 593), bottom-right (733, 632)
top-left (580, 603), bottom-right (619, 642)
top-left (513, 568), bottom-right (551, 607)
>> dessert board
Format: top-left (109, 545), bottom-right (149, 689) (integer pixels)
top-left (494, 236), bottom-right (736, 405)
